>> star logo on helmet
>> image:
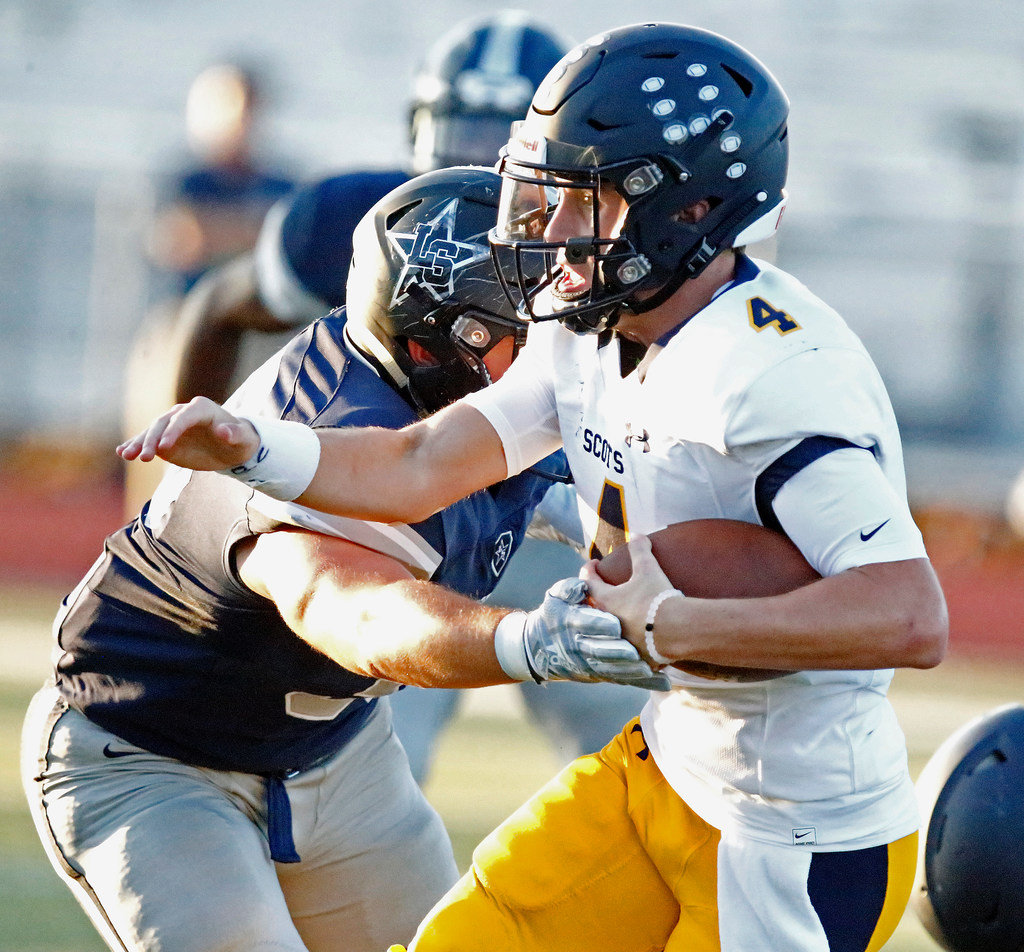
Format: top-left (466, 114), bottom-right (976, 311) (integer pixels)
top-left (387, 198), bottom-right (491, 307)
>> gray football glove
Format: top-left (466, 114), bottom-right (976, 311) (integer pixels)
top-left (494, 577), bottom-right (671, 691)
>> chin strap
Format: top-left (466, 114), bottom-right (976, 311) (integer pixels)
top-left (625, 238), bottom-right (716, 315)
top-left (624, 190), bottom-right (769, 316)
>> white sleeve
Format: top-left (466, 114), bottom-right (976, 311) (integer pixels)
top-left (771, 447), bottom-right (927, 576)
top-left (253, 199), bottom-right (331, 325)
top-left (461, 328), bottom-right (562, 476)
top-left (727, 347), bottom-right (897, 474)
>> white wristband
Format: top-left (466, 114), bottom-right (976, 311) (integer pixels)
top-left (493, 611), bottom-right (534, 682)
top-left (644, 589), bottom-right (681, 666)
top-left (219, 416), bottom-right (321, 501)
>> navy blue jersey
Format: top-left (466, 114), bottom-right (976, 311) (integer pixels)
top-left (171, 163), bottom-right (294, 292)
top-left (177, 164), bottom-right (293, 207)
top-left (54, 311), bottom-right (560, 775)
top-left (273, 169), bottom-right (410, 309)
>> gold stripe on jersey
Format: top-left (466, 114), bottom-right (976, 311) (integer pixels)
top-left (589, 478), bottom-right (629, 560)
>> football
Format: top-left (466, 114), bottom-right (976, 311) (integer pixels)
top-left (595, 519), bottom-right (820, 681)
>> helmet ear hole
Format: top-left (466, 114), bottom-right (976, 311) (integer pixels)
top-left (721, 63), bottom-right (754, 98)
top-left (405, 339), bottom-right (439, 367)
top-left (675, 200), bottom-right (712, 224)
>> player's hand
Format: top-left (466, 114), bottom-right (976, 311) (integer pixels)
top-left (116, 397), bottom-right (259, 471)
top-left (501, 577), bottom-right (670, 691)
top-left (582, 536), bottom-right (674, 647)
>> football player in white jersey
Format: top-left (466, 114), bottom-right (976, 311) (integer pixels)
top-left (119, 23), bottom-right (949, 952)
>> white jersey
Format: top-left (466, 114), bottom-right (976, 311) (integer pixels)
top-left (464, 256), bottom-right (927, 850)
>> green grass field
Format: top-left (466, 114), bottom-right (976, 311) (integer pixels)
top-left (2, 581), bottom-right (1019, 951)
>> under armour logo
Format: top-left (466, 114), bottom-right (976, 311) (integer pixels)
top-left (625, 423), bottom-right (650, 452)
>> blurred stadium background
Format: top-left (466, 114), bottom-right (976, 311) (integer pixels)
top-left (1, 1), bottom-right (1021, 949)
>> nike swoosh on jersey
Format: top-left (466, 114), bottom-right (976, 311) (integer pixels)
top-left (860, 519), bottom-right (891, 542)
top-left (102, 743), bottom-right (140, 759)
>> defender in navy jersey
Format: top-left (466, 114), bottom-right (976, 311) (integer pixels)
top-left (25, 168), bottom-right (664, 952)
top-left (127, 11), bottom-right (644, 786)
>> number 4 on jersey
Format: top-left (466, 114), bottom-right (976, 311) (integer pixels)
top-left (747, 296), bottom-right (800, 335)
top-left (589, 480), bottom-right (628, 561)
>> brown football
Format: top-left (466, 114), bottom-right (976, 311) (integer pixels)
top-left (595, 519), bottom-right (820, 681)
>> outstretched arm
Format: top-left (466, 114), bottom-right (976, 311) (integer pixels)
top-left (302, 399), bottom-right (509, 523)
top-left (239, 528), bottom-right (668, 691)
top-left (117, 395), bottom-right (510, 524)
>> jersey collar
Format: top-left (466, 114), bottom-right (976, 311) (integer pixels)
top-left (653, 253), bottom-right (761, 348)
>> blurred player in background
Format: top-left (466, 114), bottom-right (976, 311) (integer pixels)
top-left (125, 23), bottom-right (949, 952)
top-left (123, 60), bottom-right (294, 509)
top-left (123, 10), bottom-right (645, 784)
top-left (24, 168), bottom-right (662, 952)
top-left (147, 60), bottom-right (294, 296)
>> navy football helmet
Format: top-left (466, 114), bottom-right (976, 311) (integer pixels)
top-left (490, 22), bottom-right (790, 334)
top-left (912, 702), bottom-right (1024, 951)
top-left (345, 166), bottom-right (530, 415)
top-left (408, 11), bottom-right (571, 174)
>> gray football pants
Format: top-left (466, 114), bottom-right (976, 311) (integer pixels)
top-left (22, 687), bottom-right (458, 952)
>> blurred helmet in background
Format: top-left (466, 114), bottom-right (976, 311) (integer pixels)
top-left (408, 10), bottom-right (570, 174)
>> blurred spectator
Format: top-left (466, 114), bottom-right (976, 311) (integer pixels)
top-left (123, 14), bottom-right (566, 514)
top-left (147, 61), bottom-right (294, 295)
top-left (1007, 468), bottom-right (1024, 538)
top-left (124, 60), bottom-right (294, 514)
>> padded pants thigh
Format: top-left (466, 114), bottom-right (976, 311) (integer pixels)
top-left (409, 717), bottom-right (721, 952)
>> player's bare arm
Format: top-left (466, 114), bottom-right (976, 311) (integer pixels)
top-left (300, 399), bottom-right (507, 523)
top-left (171, 254), bottom-right (295, 404)
top-left (118, 395), bottom-right (510, 524)
top-left (238, 529), bottom-right (512, 688)
top-left (240, 527), bottom-right (669, 692)
top-left (584, 541), bottom-right (947, 672)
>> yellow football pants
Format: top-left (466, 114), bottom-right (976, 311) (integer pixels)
top-left (409, 717), bottom-right (917, 952)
